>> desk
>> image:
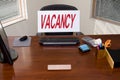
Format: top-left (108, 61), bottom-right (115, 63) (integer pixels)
top-left (0, 35), bottom-right (120, 80)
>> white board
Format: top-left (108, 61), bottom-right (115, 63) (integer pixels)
top-left (38, 10), bottom-right (80, 33)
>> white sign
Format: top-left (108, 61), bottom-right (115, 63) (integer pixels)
top-left (38, 10), bottom-right (80, 33)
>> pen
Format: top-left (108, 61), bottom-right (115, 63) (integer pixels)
top-left (99, 43), bottom-right (104, 49)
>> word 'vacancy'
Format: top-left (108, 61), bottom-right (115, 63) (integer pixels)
top-left (41, 14), bottom-right (76, 29)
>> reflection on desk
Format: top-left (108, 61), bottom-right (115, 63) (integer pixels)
top-left (0, 35), bottom-right (120, 80)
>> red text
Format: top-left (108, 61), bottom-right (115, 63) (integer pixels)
top-left (41, 14), bottom-right (76, 29)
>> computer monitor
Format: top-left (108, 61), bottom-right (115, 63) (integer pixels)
top-left (0, 21), bottom-right (18, 65)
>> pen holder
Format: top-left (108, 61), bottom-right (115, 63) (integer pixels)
top-left (96, 44), bottom-right (106, 59)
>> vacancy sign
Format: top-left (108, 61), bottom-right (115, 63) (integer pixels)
top-left (38, 10), bottom-right (80, 33)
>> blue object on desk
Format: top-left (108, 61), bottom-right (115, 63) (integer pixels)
top-left (78, 44), bottom-right (90, 52)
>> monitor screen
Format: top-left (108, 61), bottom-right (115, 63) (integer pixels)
top-left (0, 21), bottom-right (18, 64)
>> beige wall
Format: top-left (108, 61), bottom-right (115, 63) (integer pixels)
top-left (94, 20), bottom-right (120, 34)
top-left (5, 0), bottom-right (120, 36)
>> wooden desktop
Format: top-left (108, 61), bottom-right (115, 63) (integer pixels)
top-left (0, 35), bottom-right (120, 80)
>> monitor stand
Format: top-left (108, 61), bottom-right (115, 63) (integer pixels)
top-left (0, 48), bottom-right (18, 63)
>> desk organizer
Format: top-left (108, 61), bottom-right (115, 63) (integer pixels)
top-left (96, 45), bottom-right (120, 69)
top-left (96, 44), bottom-right (106, 59)
top-left (96, 48), bottom-right (106, 59)
top-left (105, 48), bottom-right (120, 69)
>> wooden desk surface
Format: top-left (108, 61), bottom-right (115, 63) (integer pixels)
top-left (0, 35), bottom-right (120, 80)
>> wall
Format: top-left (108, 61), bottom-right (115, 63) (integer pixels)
top-left (94, 20), bottom-right (120, 34)
top-left (5, 0), bottom-right (95, 36)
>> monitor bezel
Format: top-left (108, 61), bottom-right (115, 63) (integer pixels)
top-left (0, 35), bottom-right (13, 64)
top-left (0, 21), bottom-right (18, 64)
